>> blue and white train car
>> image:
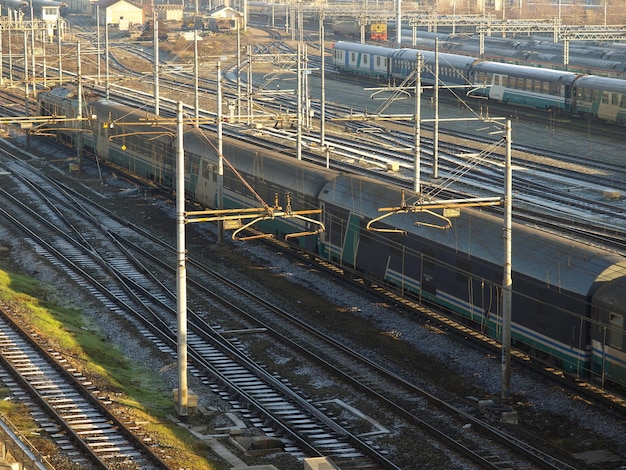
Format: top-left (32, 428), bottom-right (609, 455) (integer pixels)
top-left (332, 42), bottom-right (395, 80)
top-left (35, 85), bottom-right (626, 388)
top-left (572, 75), bottom-right (626, 124)
top-left (390, 48), bottom-right (475, 86)
top-left (468, 61), bottom-right (578, 111)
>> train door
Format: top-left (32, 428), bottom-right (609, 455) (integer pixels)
top-left (565, 84), bottom-right (573, 112)
top-left (597, 91), bottom-right (619, 122)
top-left (341, 212), bottom-right (361, 268)
top-left (489, 73), bottom-right (506, 101)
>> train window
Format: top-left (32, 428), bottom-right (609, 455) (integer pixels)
top-left (549, 83), bottom-right (561, 96)
top-left (612, 93), bottom-right (619, 106)
top-left (620, 96), bottom-right (626, 108)
top-left (363, 54), bottom-right (368, 65)
top-left (202, 163), bottom-right (214, 181)
top-left (592, 89), bottom-right (600, 102)
top-left (525, 79), bottom-right (532, 91)
top-left (351, 52), bottom-right (356, 62)
top-left (542, 82), bottom-right (549, 93)
top-left (608, 313), bottom-right (623, 350)
top-left (602, 91), bottom-right (609, 104)
top-left (508, 76), bottom-right (515, 88)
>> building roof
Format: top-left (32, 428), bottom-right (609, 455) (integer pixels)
top-left (207, 5), bottom-right (243, 17)
top-left (94, 0), bottom-right (142, 10)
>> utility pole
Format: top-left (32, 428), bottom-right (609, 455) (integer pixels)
top-left (153, 0), bottom-right (160, 115)
top-left (319, 10), bottom-right (326, 148)
top-left (57, 14), bottom-right (62, 86)
top-left (396, 0), bottom-right (402, 45)
top-left (96, 4), bottom-right (101, 83)
top-left (77, 42), bottom-right (83, 171)
top-left (433, 39), bottom-right (439, 180)
top-left (217, 62), bottom-right (224, 244)
top-left (105, 20), bottom-right (110, 99)
top-left (502, 119), bottom-right (512, 400)
top-left (30, 0), bottom-right (36, 97)
top-left (194, 30), bottom-right (199, 127)
top-left (414, 52), bottom-right (422, 194)
top-left (175, 101), bottom-right (188, 417)
top-left (297, 43), bottom-right (302, 161)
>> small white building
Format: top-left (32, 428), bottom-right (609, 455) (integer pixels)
top-left (93, 0), bottom-right (144, 31)
top-left (206, 5), bottom-right (244, 32)
top-left (156, 4), bottom-right (184, 22)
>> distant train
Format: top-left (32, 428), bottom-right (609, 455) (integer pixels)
top-left (332, 20), bottom-right (388, 41)
top-left (36, 85), bottom-right (626, 389)
top-left (403, 30), bottom-right (626, 79)
top-left (332, 41), bottom-right (626, 125)
top-left (247, 3), bottom-right (388, 41)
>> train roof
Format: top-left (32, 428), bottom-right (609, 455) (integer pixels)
top-left (572, 75), bottom-right (626, 92)
top-left (319, 173), bottom-right (626, 295)
top-left (592, 273), bottom-right (626, 307)
top-left (214, 138), bottom-right (336, 199)
top-left (39, 85), bottom-right (78, 101)
top-left (332, 41), bottom-right (397, 57)
top-left (393, 48), bottom-right (477, 69)
top-left (569, 57), bottom-right (626, 73)
top-left (88, 98), bottom-right (336, 199)
top-left (470, 61), bottom-right (579, 83)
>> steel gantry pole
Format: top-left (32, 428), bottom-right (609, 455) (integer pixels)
top-left (237, 28), bottom-right (242, 121)
top-left (502, 119), bottom-right (513, 400)
top-left (0, 26), bottom-right (3, 86)
top-left (297, 43), bottom-right (302, 161)
top-left (194, 30), bottom-right (199, 127)
top-left (76, 41), bottom-right (83, 170)
top-left (414, 52), bottom-right (422, 194)
top-left (153, 1), bottom-right (160, 115)
top-left (319, 10), bottom-right (326, 149)
top-left (175, 101), bottom-right (188, 417)
top-left (217, 62), bottom-right (224, 244)
top-left (23, 30), bottom-right (28, 100)
top-left (30, 0), bottom-right (36, 97)
top-left (433, 38), bottom-right (439, 180)
top-left (396, 0), bottom-right (402, 46)
top-left (105, 21), bottom-right (110, 99)
top-left (96, 4), bottom-right (101, 83)
top-left (57, 15), bottom-right (62, 85)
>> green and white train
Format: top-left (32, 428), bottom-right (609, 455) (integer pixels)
top-left (37, 86), bottom-right (626, 389)
top-left (333, 41), bottom-right (626, 125)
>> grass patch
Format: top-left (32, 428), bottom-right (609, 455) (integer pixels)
top-left (0, 268), bottom-right (224, 469)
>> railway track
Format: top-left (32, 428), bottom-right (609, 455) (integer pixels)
top-left (0, 139), bottom-right (394, 467)
top-left (0, 311), bottom-right (165, 469)
top-left (5, 23), bottom-right (625, 255)
top-left (0, 22), bottom-right (620, 466)
top-left (0, 116), bottom-right (594, 467)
